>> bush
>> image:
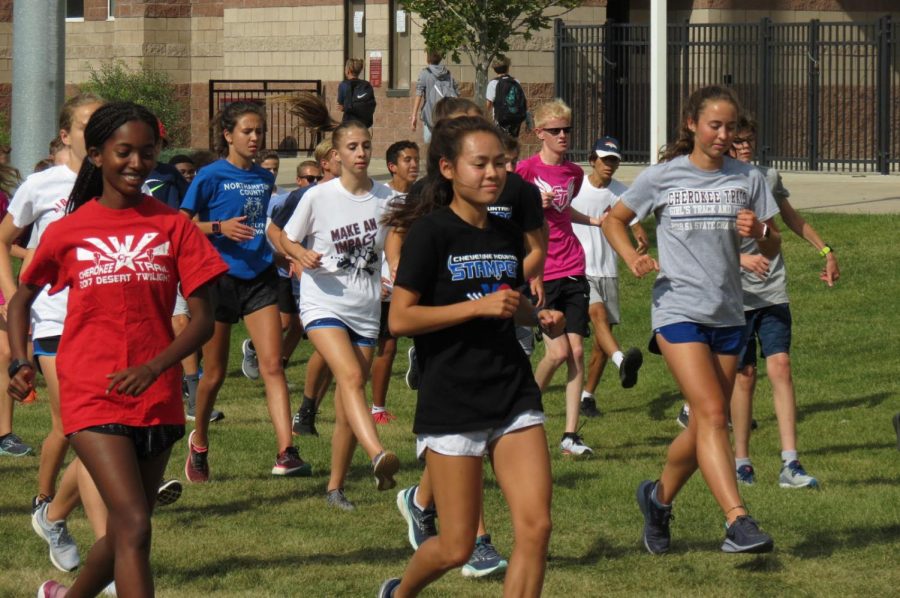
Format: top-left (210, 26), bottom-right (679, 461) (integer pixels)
top-left (78, 60), bottom-right (187, 146)
top-left (0, 111), bottom-right (10, 149)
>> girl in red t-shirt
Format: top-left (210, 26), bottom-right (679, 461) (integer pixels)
top-left (8, 102), bottom-right (227, 598)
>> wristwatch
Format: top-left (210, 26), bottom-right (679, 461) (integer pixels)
top-left (8, 358), bottom-right (33, 378)
top-left (211, 221), bottom-right (221, 234)
top-left (819, 244), bottom-right (834, 257)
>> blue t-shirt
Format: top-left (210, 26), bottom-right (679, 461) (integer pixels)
top-left (181, 159), bottom-right (275, 280)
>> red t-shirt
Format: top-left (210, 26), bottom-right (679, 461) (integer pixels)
top-left (22, 196), bottom-right (229, 435)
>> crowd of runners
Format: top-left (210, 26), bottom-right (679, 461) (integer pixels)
top-left (0, 75), bottom-right (844, 598)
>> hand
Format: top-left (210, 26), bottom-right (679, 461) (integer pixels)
top-left (537, 308), bottom-right (565, 338)
top-left (736, 209), bottom-right (764, 239)
top-left (632, 224), bottom-right (650, 255)
top-left (297, 248), bottom-right (323, 270)
top-left (529, 277), bottom-right (546, 308)
top-left (741, 253), bottom-right (770, 279)
top-left (106, 363), bottom-right (158, 397)
top-left (7, 365), bottom-right (35, 402)
top-left (540, 191), bottom-right (553, 209)
top-left (410, 115), bottom-right (418, 131)
top-left (627, 254), bottom-right (659, 278)
top-left (220, 216), bottom-right (256, 242)
top-left (477, 288), bottom-right (520, 319)
top-left (590, 214), bottom-right (606, 227)
top-left (381, 277), bottom-right (393, 300)
top-left (821, 254), bottom-right (840, 287)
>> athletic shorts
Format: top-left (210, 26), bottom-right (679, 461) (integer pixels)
top-left (416, 409), bottom-right (545, 460)
top-left (586, 275), bottom-right (621, 325)
top-left (739, 303), bottom-right (792, 368)
top-left (542, 275), bottom-right (589, 337)
top-left (172, 285), bottom-right (189, 317)
top-left (70, 423), bottom-right (185, 460)
top-left (305, 317), bottom-right (377, 348)
top-left (33, 336), bottom-right (61, 358)
top-left (378, 301), bottom-right (393, 340)
top-left (277, 276), bottom-right (299, 315)
top-left (650, 322), bottom-right (747, 356)
top-left (212, 266), bottom-right (279, 324)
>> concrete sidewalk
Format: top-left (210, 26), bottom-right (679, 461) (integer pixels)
top-left (274, 157), bottom-right (900, 215)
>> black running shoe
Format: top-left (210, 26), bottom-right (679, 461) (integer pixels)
top-left (636, 480), bottom-right (672, 555)
top-left (619, 347), bottom-right (643, 389)
top-left (580, 396), bottom-right (602, 418)
top-left (292, 406), bottom-right (319, 437)
top-left (721, 515), bottom-right (774, 553)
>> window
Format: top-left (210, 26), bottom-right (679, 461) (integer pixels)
top-left (389, 1), bottom-right (411, 89)
top-left (344, 0), bottom-right (366, 65)
top-left (108, 0), bottom-right (115, 20)
top-left (66, 0), bottom-right (84, 19)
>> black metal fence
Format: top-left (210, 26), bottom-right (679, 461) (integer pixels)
top-left (555, 16), bottom-right (900, 173)
top-left (208, 80), bottom-right (323, 155)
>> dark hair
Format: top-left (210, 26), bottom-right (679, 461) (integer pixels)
top-left (432, 97), bottom-right (482, 124)
top-left (212, 101), bottom-right (266, 158)
top-left (382, 117), bottom-right (500, 232)
top-left (32, 159), bottom-right (55, 174)
top-left (296, 159), bottom-right (319, 176)
top-left (190, 149), bottom-right (217, 171)
top-left (58, 93), bottom-right (105, 133)
top-left (737, 115), bottom-right (757, 136)
top-left (280, 92), bottom-right (369, 149)
top-left (0, 163), bottom-right (20, 194)
top-left (49, 136), bottom-right (66, 156)
top-left (660, 85), bottom-right (742, 162)
top-left (426, 50), bottom-right (443, 65)
top-left (168, 154), bottom-right (194, 166)
top-left (257, 150), bottom-right (280, 164)
top-left (386, 140), bottom-right (419, 166)
top-left (500, 132), bottom-right (519, 155)
top-left (492, 56), bottom-right (511, 75)
top-left (68, 102), bottom-right (160, 214)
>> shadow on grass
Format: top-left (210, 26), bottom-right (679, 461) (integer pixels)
top-left (648, 390), bottom-right (684, 421)
top-left (803, 441), bottom-right (892, 456)
top-left (823, 476), bottom-right (897, 487)
top-left (733, 554), bottom-right (783, 572)
top-left (796, 392), bottom-right (892, 420)
top-left (791, 523), bottom-right (900, 559)
top-left (548, 535), bottom-right (628, 565)
top-left (162, 489), bottom-right (305, 523)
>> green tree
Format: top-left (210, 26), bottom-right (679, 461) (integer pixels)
top-left (78, 60), bottom-right (187, 146)
top-left (402, 0), bottom-right (580, 105)
top-left (0, 110), bottom-right (10, 149)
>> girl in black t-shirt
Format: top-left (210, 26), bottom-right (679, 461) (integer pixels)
top-left (378, 117), bottom-right (563, 598)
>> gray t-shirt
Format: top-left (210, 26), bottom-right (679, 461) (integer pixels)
top-left (741, 165), bottom-right (789, 310)
top-left (620, 155), bottom-right (779, 330)
top-left (415, 65), bottom-right (459, 128)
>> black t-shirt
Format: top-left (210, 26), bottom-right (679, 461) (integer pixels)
top-left (395, 207), bottom-right (542, 434)
top-left (486, 171), bottom-right (543, 233)
top-left (272, 185), bottom-right (312, 229)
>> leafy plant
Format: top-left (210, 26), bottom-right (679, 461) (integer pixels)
top-left (78, 60), bottom-right (187, 146)
top-left (0, 110), bottom-right (10, 149)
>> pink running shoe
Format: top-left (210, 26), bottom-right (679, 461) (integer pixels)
top-left (185, 430), bottom-right (209, 483)
top-left (372, 410), bottom-right (396, 425)
top-left (37, 580), bottom-right (68, 598)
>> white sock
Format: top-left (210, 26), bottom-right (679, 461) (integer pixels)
top-left (735, 458), bottom-right (752, 469)
top-left (371, 405), bottom-right (385, 415)
top-left (412, 487), bottom-right (429, 512)
top-left (781, 450), bottom-right (798, 464)
top-left (581, 390), bottom-right (593, 400)
top-left (683, 403), bottom-right (691, 415)
top-left (612, 350), bottom-right (624, 368)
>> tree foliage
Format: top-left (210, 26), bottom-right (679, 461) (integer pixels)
top-left (79, 60), bottom-right (187, 146)
top-left (402, 0), bottom-right (580, 103)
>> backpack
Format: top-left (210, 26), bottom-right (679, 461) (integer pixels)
top-left (344, 79), bottom-right (377, 128)
top-left (493, 76), bottom-right (527, 126)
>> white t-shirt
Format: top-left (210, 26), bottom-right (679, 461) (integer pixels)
top-left (571, 176), bottom-right (630, 278)
top-left (283, 178), bottom-right (391, 338)
top-left (9, 165), bottom-right (77, 339)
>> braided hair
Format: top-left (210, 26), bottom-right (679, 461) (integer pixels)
top-left (67, 102), bottom-right (160, 214)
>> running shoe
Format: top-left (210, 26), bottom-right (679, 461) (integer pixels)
top-left (736, 464), bottom-right (756, 485)
top-left (185, 391), bottom-right (224, 423)
top-left (373, 450), bottom-right (400, 491)
top-left (721, 515), bottom-right (774, 553)
top-left (396, 485), bottom-right (437, 549)
top-left (372, 410), bottom-right (396, 425)
top-left (292, 405), bottom-right (319, 437)
top-left (326, 488), bottom-right (356, 511)
top-left (0, 432), bottom-right (33, 457)
top-left (894, 413), bottom-right (900, 451)
top-left (185, 430), bottom-right (209, 483)
top-left (156, 479), bottom-right (183, 507)
top-left (461, 534), bottom-right (508, 578)
top-left (377, 578), bottom-right (401, 598)
top-left (676, 404), bottom-right (690, 429)
top-left (102, 581), bottom-right (117, 596)
top-left (619, 347), bottom-right (643, 388)
top-left (636, 479), bottom-right (673, 555)
top-left (241, 338), bottom-right (259, 380)
top-left (272, 446), bottom-right (312, 477)
top-left (779, 460), bottom-right (819, 489)
top-left (580, 396), bottom-right (602, 418)
top-left (37, 580), bottom-right (68, 598)
top-left (32, 500), bottom-right (80, 572)
top-left (560, 432), bottom-right (593, 457)
top-left (405, 346), bottom-right (419, 390)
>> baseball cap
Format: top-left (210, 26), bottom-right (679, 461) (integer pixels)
top-left (593, 136), bottom-right (622, 160)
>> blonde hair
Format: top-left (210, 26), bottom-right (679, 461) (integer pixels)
top-left (533, 99), bottom-right (572, 128)
top-left (314, 138), bottom-right (334, 165)
top-left (345, 58), bottom-right (364, 77)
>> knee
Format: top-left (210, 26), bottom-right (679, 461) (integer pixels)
top-left (338, 369), bottom-right (367, 390)
top-left (516, 513), bottom-right (552, 546)
top-left (735, 366), bottom-right (756, 389)
top-left (569, 343), bottom-right (584, 363)
top-left (257, 355), bottom-right (285, 380)
top-left (542, 347), bottom-right (568, 369)
top-left (112, 509), bottom-right (152, 551)
top-left (766, 353), bottom-right (792, 382)
top-left (438, 536), bottom-right (478, 569)
top-left (691, 404), bottom-right (729, 430)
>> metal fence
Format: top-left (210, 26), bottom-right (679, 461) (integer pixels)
top-left (208, 80), bottom-right (323, 155)
top-left (555, 17), bottom-right (900, 173)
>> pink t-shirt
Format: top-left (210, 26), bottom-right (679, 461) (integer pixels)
top-left (515, 154), bottom-right (585, 281)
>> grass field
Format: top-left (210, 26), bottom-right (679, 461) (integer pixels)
top-left (2, 213), bottom-right (899, 597)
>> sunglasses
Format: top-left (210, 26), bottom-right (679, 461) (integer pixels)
top-left (541, 126), bottom-right (572, 136)
top-left (301, 175), bottom-right (323, 183)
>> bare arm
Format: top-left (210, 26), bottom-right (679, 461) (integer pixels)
top-left (568, 207), bottom-right (602, 227)
top-left (737, 210), bottom-right (781, 259)
top-left (0, 214), bottom-right (26, 300)
top-left (602, 202), bottom-right (659, 278)
top-left (389, 285), bottom-right (520, 338)
top-left (410, 95), bottom-right (424, 131)
top-left (7, 282), bottom-right (40, 400)
top-left (180, 209), bottom-right (255, 242)
top-left (384, 228), bottom-right (406, 281)
top-left (777, 197), bottom-right (840, 286)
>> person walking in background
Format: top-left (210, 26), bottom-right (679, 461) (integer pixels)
top-left (485, 57), bottom-right (528, 138)
top-left (410, 50), bottom-right (459, 145)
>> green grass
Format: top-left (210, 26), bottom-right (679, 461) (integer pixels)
top-left (3, 213), bottom-right (899, 597)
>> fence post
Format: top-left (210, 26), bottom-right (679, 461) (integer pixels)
top-left (554, 18), bottom-right (564, 99)
top-left (807, 19), bottom-right (820, 171)
top-left (876, 15), bottom-right (892, 175)
top-left (757, 17), bottom-right (772, 166)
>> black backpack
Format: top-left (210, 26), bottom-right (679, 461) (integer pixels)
top-left (493, 76), bottom-right (527, 126)
top-left (344, 79), bottom-right (377, 127)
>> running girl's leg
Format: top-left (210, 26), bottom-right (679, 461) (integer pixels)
top-left (192, 322), bottom-right (231, 448)
top-left (765, 353), bottom-right (798, 454)
top-left (489, 425), bottom-right (552, 598)
top-left (371, 335), bottom-right (397, 411)
top-left (535, 332), bottom-right (585, 434)
top-left (395, 452), bottom-right (483, 596)
top-left (280, 311), bottom-right (304, 363)
top-left (731, 365), bottom-right (757, 461)
top-left (655, 337), bottom-right (747, 522)
top-left (409, 467), bottom-right (490, 537)
top-left (327, 383), bottom-right (358, 493)
top-left (585, 303), bottom-right (614, 394)
top-left (35, 356), bottom-right (76, 505)
top-left (244, 304), bottom-right (293, 451)
top-left (67, 432), bottom-right (171, 598)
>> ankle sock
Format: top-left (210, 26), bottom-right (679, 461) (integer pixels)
top-left (612, 350), bottom-right (624, 368)
top-left (581, 390), bottom-right (593, 400)
top-left (735, 458), bottom-right (752, 468)
top-left (650, 483), bottom-right (671, 509)
top-left (412, 487), bottom-right (429, 512)
top-left (371, 405), bottom-right (386, 414)
top-left (781, 450), bottom-right (798, 464)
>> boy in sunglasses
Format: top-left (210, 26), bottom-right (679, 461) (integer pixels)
top-left (516, 99), bottom-right (604, 457)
